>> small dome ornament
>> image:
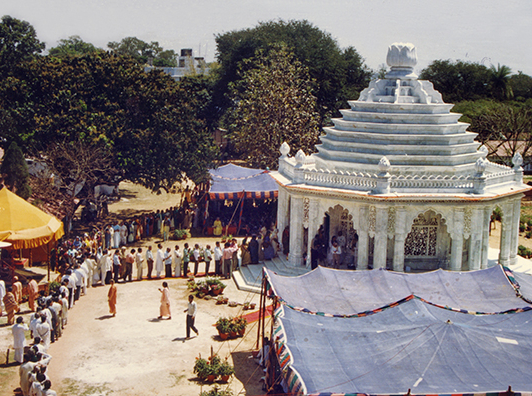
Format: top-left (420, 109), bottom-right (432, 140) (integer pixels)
top-left (378, 156), bottom-right (391, 173)
top-left (512, 152), bottom-right (523, 168)
top-left (478, 145), bottom-right (488, 158)
top-left (280, 142), bottom-right (290, 158)
top-left (475, 158), bottom-right (487, 175)
top-left (385, 42), bottom-right (418, 79)
top-left (295, 149), bottom-right (306, 167)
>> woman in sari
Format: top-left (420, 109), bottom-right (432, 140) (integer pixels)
top-left (158, 282), bottom-right (171, 320)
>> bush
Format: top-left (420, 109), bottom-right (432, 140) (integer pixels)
top-left (526, 231), bottom-right (532, 239)
top-left (200, 387), bottom-right (233, 396)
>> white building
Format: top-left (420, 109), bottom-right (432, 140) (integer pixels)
top-left (272, 43), bottom-right (530, 272)
top-left (144, 48), bottom-right (209, 81)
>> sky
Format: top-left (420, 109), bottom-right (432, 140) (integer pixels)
top-left (3, 0), bottom-right (532, 76)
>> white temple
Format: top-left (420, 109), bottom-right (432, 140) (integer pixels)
top-left (271, 43), bottom-right (530, 272)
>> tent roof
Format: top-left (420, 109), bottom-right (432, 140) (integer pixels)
top-left (0, 187), bottom-right (64, 249)
top-left (265, 265), bottom-right (530, 315)
top-left (276, 298), bottom-right (532, 395)
top-left (208, 164), bottom-right (278, 200)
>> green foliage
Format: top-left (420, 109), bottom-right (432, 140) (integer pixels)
top-left (510, 71), bottom-right (532, 101)
top-left (108, 36), bottom-right (177, 67)
top-left (0, 15), bottom-right (45, 77)
top-left (0, 141), bottom-right (31, 199)
top-left (215, 317), bottom-right (231, 333)
top-left (490, 63), bottom-right (513, 101)
top-left (420, 59), bottom-right (492, 103)
top-left (217, 359), bottom-right (234, 376)
top-left (48, 35), bottom-right (102, 58)
top-left (200, 386), bottom-right (233, 396)
top-left (214, 19), bottom-right (371, 122)
top-left (226, 45), bottom-right (321, 169)
top-left (0, 52), bottom-right (217, 192)
top-left (492, 208), bottom-right (502, 222)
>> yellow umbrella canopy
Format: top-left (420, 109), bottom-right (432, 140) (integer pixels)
top-left (0, 187), bottom-right (64, 249)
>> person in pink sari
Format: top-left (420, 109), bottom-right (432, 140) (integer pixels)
top-left (158, 282), bottom-right (171, 320)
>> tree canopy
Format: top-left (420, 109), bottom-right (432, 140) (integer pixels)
top-left (0, 15), bottom-right (45, 77)
top-left (107, 37), bottom-right (177, 67)
top-left (226, 45), bottom-right (321, 170)
top-left (0, 141), bottom-right (31, 199)
top-left (48, 35), bottom-right (102, 58)
top-left (214, 19), bottom-right (371, 123)
top-left (0, 51), bottom-right (217, 193)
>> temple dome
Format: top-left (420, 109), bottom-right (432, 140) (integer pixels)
top-left (313, 43), bottom-right (483, 177)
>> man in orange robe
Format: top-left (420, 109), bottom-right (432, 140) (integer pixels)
top-left (3, 289), bottom-right (19, 325)
top-left (27, 279), bottom-right (39, 312)
top-left (12, 276), bottom-right (22, 312)
top-left (107, 280), bottom-right (117, 317)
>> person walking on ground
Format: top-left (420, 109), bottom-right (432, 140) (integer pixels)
top-left (136, 248), bottom-right (144, 281)
top-left (184, 294), bottom-right (198, 339)
top-left (158, 282), bottom-right (171, 320)
top-left (12, 316), bottom-right (29, 363)
top-left (146, 245), bottom-right (154, 280)
top-left (108, 279), bottom-right (117, 317)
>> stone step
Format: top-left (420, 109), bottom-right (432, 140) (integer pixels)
top-left (232, 268), bottom-right (261, 294)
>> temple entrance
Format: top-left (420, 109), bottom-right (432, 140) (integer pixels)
top-left (404, 210), bottom-right (450, 271)
top-left (313, 205), bottom-right (357, 268)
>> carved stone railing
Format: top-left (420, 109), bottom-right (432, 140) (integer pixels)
top-left (304, 168), bottom-right (378, 191)
top-left (278, 156), bottom-right (523, 195)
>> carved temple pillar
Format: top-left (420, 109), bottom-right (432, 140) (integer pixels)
top-left (467, 208), bottom-right (482, 270)
top-left (357, 206), bottom-right (369, 270)
top-left (288, 196), bottom-right (304, 266)
top-left (373, 207), bottom-right (388, 269)
top-left (509, 198), bottom-right (521, 265)
top-left (276, 187), bottom-right (289, 251)
top-left (499, 202), bottom-right (513, 266)
top-left (305, 198), bottom-right (319, 269)
top-left (393, 208), bottom-right (407, 272)
top-left (450, 209), bottom-right (464, 271)
top-left (480, 206), bottom-right (491, 269)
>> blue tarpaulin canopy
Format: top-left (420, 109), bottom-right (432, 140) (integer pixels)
top-left (208, 164), bottom-right (278, 200)
top-left (264, 266), bottom-right (532, 395)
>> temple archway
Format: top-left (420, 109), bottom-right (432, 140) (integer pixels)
top-left (404, 210), bottom-right (450, 271)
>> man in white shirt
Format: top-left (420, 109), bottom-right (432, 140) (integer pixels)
top-left (173, 245), bottom-right (182, 278)
top-left (35, 316), bottom-right (51, 351)
top-left (214, 241), bottom-right (223, 276)
top-left (135, 248), bottom-right (144, 281)
top-left (73, 265), bottom-right (85, 300)
top-left (164, 247), bottom-right (172, 278)
top-left (184, 294), bottom-right (199, 339)
top-left (155, 244), bottom-right (164, 278)
top-left (146, 246), bottom-right (154, 279)
top-left (12, 316), bottom-right (29, 363)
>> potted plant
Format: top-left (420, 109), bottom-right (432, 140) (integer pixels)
top-left (232, 316), bottom-right (247, 337)
top-left (206, 354), bottom-right (220, 382)
top-left (216, 317), bottom-right (231, 340)
top-left (200, 386), bottom-right (233, 396)
top-left (194, 356), bottom-right (210, 380)
top-left (217, 359), bottom-right (234, 383)
top-left (216, 296), bottom-right (225, 305)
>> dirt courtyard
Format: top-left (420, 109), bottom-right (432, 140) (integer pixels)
top-left (0, 182), bottom-right (267, 396)
top-left (0, 264), bottom-right (267, 396)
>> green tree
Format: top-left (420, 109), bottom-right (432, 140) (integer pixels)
top-left (490, 63), bottom-right (513, 101)
top-left (0, 52), bottom-right (216, 192)
top-left (214, 19), bottom-right (371, 123)
top-left (419, 60), bottom-right (492, 103)
top-left (510, 71), bottom-right (532, 101)
top-left (48, 35), bottom-right (101, 58)
top-left (0, 141), bottom-right (31, 199)
top-left (107, 37), bottom-right (177, 67)
top-left (0, 15), bottom-right (45, 76)
top-left (473, 104), bottom-right (532, 168)
top-left (226, 45), bottom-right (321, 170)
